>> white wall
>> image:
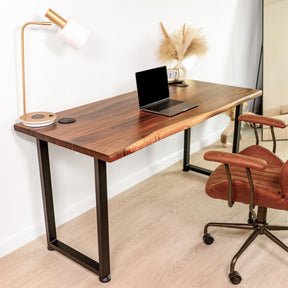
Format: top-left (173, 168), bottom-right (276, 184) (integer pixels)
top-left (0, 0), bottom-right (262, 257)
top-left (264, 0), bottom-right (288, 114)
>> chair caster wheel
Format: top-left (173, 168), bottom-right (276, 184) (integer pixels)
top-left (229, 271), bottom-right (242, 285)
top-left (203, 233), bottom-right (214, 245)
top-left (247, 218), bottom-right (253, 224)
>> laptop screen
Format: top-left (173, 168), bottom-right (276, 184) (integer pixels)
top-left (135, 66), bottom-right (170, 107)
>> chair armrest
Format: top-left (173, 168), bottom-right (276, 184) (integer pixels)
top-left (204, 151), bottom-right (267, 170)
top-left (238, 113), bottom-right (287, 128)
top-left (205, 151), bottom-right (267, 215)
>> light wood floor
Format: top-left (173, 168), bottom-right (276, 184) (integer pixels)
top-left (2, 128), bottom-right (288, 288)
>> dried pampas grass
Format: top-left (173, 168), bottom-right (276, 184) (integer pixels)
top-left (157, 22), bottom-right (208, 64)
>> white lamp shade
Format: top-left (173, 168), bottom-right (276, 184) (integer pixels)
top-left (59, 17), bottom-right (90, 49)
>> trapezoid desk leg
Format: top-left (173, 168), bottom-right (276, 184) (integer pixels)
top-left (36, 139), bottom-right (111, 282)
top-left (183, 128), bottom-right (191, 171)
top-left (37, 139), bottom-right (57, 250)
top-left (232, 104), bottom-right (243, 154)
top-left (94, 159), bottom-right (111, 283)
top-left (182, 128), bottom-right (212, 176)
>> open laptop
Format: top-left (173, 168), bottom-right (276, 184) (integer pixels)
top-left (135, 66), bottom-right (198, 116)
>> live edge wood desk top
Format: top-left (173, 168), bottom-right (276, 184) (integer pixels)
top-left (14, 80), bottom-right (262, 163)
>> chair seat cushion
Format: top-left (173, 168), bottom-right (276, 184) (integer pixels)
top-left (206, 146), bottom-right (288, 210)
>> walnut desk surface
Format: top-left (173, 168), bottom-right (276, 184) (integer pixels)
top-left (13, 79), bottom-right (262, 282)
top-left (14, 80), bottom-right (262, 163)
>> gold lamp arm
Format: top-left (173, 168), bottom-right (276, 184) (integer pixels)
top-left (45, 9), bottom-right (67, 28)
top-left (19, 9), bottom-right (88, 127)
top-left (21, 21), bottom-right (52, 118)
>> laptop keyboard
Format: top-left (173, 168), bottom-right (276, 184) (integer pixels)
top-left (148, 99), bottom-right (183, 111)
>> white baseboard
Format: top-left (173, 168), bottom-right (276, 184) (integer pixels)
top-left (0, 131), bottom-right (220, 258)
top-left (0, 222), bottom-right (45, 258)
top-left (0, 194), bottom-right (97, 258)
top-left (109, 130), bottom-right (219, 198)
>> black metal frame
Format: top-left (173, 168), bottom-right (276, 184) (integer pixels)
top-left (183, 104), bottom-right (243, 175)
top-left (36, 139), bottom-right (111, 283)
top-left (35, 105), bottom-right (243, 283)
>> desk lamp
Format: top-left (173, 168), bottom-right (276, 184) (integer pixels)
top-left (19, 9), bottom-right (90, 127)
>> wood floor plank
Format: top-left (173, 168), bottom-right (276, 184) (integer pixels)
top-left (2, 128), bottom-right (288, 287)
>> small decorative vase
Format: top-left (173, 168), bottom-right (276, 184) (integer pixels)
top-left (175, 61), bottom-right (188, 87)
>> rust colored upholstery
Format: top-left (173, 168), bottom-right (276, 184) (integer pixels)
top-left (238, 113), bottom-right (287, 128)
top-left (205, 150), bottom-right (286, 210)
top-left (239, 145), bottom-right (284, 167)
top-left (202, 113), bottom-right (288, 285)
top-left (205, 114), bottom-right (286, 210)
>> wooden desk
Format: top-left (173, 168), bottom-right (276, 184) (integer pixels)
top-left (14, 80), bottom-right (262, 282)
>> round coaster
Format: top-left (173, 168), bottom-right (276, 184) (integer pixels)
top-left (58, 118), bottom-right (76, 124)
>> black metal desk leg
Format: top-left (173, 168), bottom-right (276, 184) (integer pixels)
top-left (232, 104), bottom-right (243, 154)
top-left (36, 139), bottom-right (57, 250)
top-left (182, 128), bottom-right (212, 175)
top-left (36, 140), bottom-right (110, 281)
top-left (183, 128), bottom-right (191, 171)
top-left (94, 159), bottom-right (111, 283)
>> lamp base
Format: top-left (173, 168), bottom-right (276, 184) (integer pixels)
top-left (20, 112), bottom-right (57, 127)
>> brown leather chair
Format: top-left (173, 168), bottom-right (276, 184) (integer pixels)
top-left (203, 113), bottom-right (288, 285)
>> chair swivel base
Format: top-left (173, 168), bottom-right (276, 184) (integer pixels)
top-left (203, 207), bottom-right (288, 285)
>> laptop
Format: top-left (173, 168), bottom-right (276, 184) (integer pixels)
top-left (135, 66), bottom-right (198, 116)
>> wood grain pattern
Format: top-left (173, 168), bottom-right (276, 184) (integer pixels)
top-left (14, 80), bottom-right (262, 162)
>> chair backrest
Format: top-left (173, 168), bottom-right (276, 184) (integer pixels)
top-left (239, 113), bottom-right (287, 153)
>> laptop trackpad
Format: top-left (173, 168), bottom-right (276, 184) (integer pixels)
top-left (159, 102), bottom-right (199, 116)
top-left (147, 99), bottom-right (183, 112)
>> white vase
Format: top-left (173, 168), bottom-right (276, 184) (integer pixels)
top-left (175, 61), bottom-right (187, 80)
top-left (175, 61), bottom-right (188, 87)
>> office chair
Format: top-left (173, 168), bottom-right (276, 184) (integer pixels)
top-left (202, 113), bottom-right (288, 285)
